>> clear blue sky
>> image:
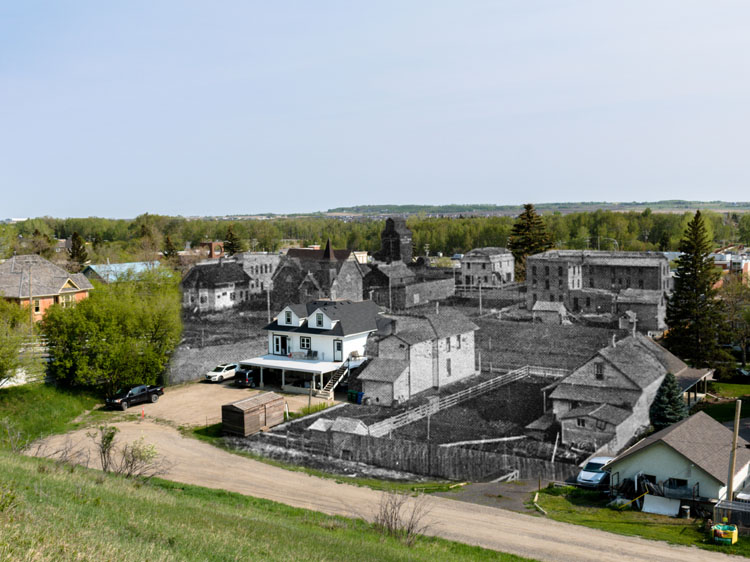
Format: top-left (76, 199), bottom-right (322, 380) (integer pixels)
top-left (2, 1), bottom-right (749, 218)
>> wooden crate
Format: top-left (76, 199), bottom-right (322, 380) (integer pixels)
top-left (222, 392), bottom-right (285, 437)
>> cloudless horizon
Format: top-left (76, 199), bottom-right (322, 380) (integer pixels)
top-left (2, 1), bottom-right (749, 219)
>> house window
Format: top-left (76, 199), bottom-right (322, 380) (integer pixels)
top-left (586, 297), bottom-right (591, 308)
top-left (595, 363), bottom-right (604, 380)
top-left (482, 263), bottom-right (486, 270)
top-left (532, 266), bottom-right (537, 276)
top-left (643, 474), bottom-right (656, 484)
top-left (545, 280), bottom-right (550, 289)
top-left (558, 278), bottom-right (562, 288)
top-left (300, 336), bottom-right (311, 350)
top-left (446, 337), bottom-right (451, 351)
top-left (33, 299), bottom-right (40, 314)
top-left (666, 478), bottom-right (688, 489)
top-left (285, 311), bottom-right (292, 324)
top-left (457, 335), bottom-right (461, 350)
top-left (576, 418), bottom-right (586, 428)
top-left (532, 279), bottom-right (537, 288)
top-left (545, 266), bottom-right (550, 276)
top-left (589, 278), bottom-right (594, 288)
top-left (467, 263), bottom-right (471, 270)
top-left (446, 358), bottom-right (452, 376)
top-left (558, 266), bottom-right (563, 276)
top-left (200, 296), bottom-right (207, 304)
top-left (596, 420), bottom-right (606, 431)
top-left (639, 279), bottom-right (644, 289)
top-left (230, 292), bottom-right (235, 301)
top-left (532, 293), bottom-right (537, 303)
top-left (316, 313), bottom-right (324, 327)
top-left (60, 294), bottom-right (75, 308)
top-left (550, 295), bottom-right (555, 302)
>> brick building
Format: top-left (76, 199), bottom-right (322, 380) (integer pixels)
top-left (237, 252), bottom-right (281, 295)
top-left (459, 247), bottom-right (514, 288)
top-left (525, 250), bottom-right (670, 330)
top-left (363, 262), bottom-right (454, 310)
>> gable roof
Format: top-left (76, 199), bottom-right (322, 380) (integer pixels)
top-left (181, 260), bottom-right (250, 289)
top-left (286, 239), bottom-right (351, 261)
top-left (607, 411), bottom-right (750, 485)
top-left (358, 358), bottom-right (409, 382)
top-left (83, 261), bottom-right (158, 282)
top-left (616, 289), bottom-right (664, 305)
top-left (0, 254), bottom-right (93, 299)
top-left (464, 247), bottom-right (512, 258)
top-left (559, 403), bottom-right (632, 426)
top-left (387, 312), bottom-right (478, 345)
top-left (533, 301), bottom-right (566, 313)
top-left (265, 300), bottom-right (380, 337)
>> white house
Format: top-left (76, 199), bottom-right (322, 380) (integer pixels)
top-left (605, 412), bottom-right (750, 502)
top-left (239, 300), bottom-right (380, 399)
top-left (358, 312), bottom-right (478, 406)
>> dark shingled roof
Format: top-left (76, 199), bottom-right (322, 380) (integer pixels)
top-left (266, 300), bottom-right (380, 337)
top-left (560, 403), bottom-right (632, 426)
top-left (286, 239), bottom-right (351, 261)
top-left (616, 288), bottom-right (664, 305)
top-left (180, 260), bottom-right (250, 289)
top-left (607, 411), bottom-right (750, 486)
top-left (388, 312), bottom-right (478, 345)
top-left (358, 358), bottom-right (409, 382)
top-left (464, 247), bottom-right (512, 257)
top-left (549, 385), bottom-right (641, 408)
top-left (0, 254), bottom-right (93, 298)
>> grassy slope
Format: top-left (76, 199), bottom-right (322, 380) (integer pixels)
top-left (535, 487), bottom-right (750, 558)
top-left (0, 451), bottom-right (532, 562)
top-left (0, 383), bottom-right (98, 449)
top-left (699, 382), bottom-right (750, 423)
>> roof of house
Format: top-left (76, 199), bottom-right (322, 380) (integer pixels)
top-left (83, 261), bottom-right (158, 282)
top-left (616, 289), bottom-right (664, 305)
top-left (286, 239), bottom-right (351, 261)
top-left (607, 411), bottom-right (750, 486)
top-left (180, 260), bottom-right (250, 289)
top-left (357, 358), bottom-right (409, 382)
top-left (532, 301), bottom-right (567, 313)
top-left (386, 311), bottom-right (479, 345)
top-left (266, 300), bottom-right (380, 337)
top-left (330, 417), bottom-right (369, 435)
top-left (223, 392), bottom-right (283, 412)
top-left (560, 403), bottom-right (632, 426)
top-left (0, 254), bottom-right (93, 299)
top-left (463, 247), bottom-right (512, 258)
top-left (548, 385), bottom-right (641, 408)
top-left (529, 250), bottom-right (667, 267)
top-left (365, 262), bottom-right (416, 282)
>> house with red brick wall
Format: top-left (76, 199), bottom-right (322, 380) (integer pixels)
top-left (0, 255), bottom-right (93, 321)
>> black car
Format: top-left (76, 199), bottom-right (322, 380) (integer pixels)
top-left (106, 385), bottom-right (164, 411)
top-left (234, 364), bottom-right (257, 388)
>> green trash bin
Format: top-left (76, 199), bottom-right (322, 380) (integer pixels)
top-left (347, 390), bottom-right (357, 403)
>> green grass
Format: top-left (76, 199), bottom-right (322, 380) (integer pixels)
top-left (286, 401), bottom-right (329, 419)
top-left (0, 450), bottom-right (533, 561)
top-left (697, 382), bottom-right (750, 422)
top-left (188, 423), bottom-right (457, 494)
top-left (0, 383), bottom-right (99, 449)
top-left (535, 486), bottom-right (750, 557)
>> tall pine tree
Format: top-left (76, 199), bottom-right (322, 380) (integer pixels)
top-left (649, 372), bottom-right (688, 431)
top-left (223, 225), bottom-right (245, 256)
top-left (68, 231), bottom-right (88, 271)
top-left (507, 203), bottom-right (553, 281)
top-left (665, 210), bottom-right (731, 370)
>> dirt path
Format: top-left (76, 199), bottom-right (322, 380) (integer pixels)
top-left (35, 422), bottom-right (741, 562)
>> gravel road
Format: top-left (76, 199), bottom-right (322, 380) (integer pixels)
top-left (35, 422), bottom-right (742, 562)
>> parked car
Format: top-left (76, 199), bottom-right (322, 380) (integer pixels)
top-left (206, 363), bottom-right (237, 383)
top-left (106, 385), bottom-right (164, 411)
top-left (234, 363), bottom-right (257, 388)
top-left (575, 456), bottom-right (615, 489)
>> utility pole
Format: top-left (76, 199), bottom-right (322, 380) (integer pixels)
top-left (388, 275), bottom-right (392, 313)
top-left (728, 399), bottom-right (742, 502)
top-left (266, 286), bottom-right (271, 323)
top-left (28, 265), bottom-right (33, 335)
top-left (478, 281), bottom-right (483, 316)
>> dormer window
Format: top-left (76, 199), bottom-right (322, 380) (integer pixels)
top-left (316, 313), bottom-right (324, 327)
top-left (285, 311), bottom-right (292, 324)
top-left (595, 363), bottom-right (604, 380)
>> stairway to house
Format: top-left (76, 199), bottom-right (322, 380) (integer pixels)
top-left (315, 362), bottom-right (349, 400)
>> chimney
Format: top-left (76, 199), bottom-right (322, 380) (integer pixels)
top-left (611, 334), bottom-right (617, 348)
top-left (435, 302), bottom-right (439, 315)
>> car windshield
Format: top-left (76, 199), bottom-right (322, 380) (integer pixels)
top-left (212, 366), bottom-right (225, 372)
top-left (583, 462), bottom-right (605, 472)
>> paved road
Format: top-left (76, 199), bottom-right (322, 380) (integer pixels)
top-left (36, 422), bottom-right (742, 562)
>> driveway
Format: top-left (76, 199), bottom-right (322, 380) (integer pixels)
top-left (35, 422), bottom-right (740, 562)
top-left (128, 382), bottom-right (337, 427)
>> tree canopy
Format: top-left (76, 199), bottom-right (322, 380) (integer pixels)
top-left (41, 269), bottom-right (182, 396)
top-left (665, 211), bottom-right (732, 371)
top-left (507, 204), bottom-right (553, 280)
top-left (68, 231), bottom-right (88, 271)
top-left (0, 300), bottom-right (30, 384)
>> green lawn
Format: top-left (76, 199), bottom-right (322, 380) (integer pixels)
top-left (698, 382), bottom-right (750, 422)
top-left (535, 486), bottom-right (750, 557)
top-left (189, 423), bottom-right (458, 494)
top-left (0, 450), bottom-right (533, 562)
top-left (0, 383), bottom-right (99, 449)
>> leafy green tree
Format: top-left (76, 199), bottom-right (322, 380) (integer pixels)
top-left (67, 231), bottom-right (88, 271)
top-left (665, 211), bottom-right (732, 370)
top-left (223, 225), bottom-right (245, 256)
top-left (649, 372), bottom-right (688, 431)
top-left (507, 204), bottom-right (553, 281)
top-left (0, 300), bottom-right (29, 384)
top-left (721, 273), bottom-right (750, 367)
top-left (162, 235), bottom-right (179, 263)
top-left (41, 269), bottom-right (182, 396)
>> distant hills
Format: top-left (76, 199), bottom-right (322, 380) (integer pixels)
top-left (326, 201), bottom-right (750, 216)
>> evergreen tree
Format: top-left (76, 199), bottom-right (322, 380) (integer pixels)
top-left (163, 235), bottom-right (179, 262)
top-left (68, 231), bottom-right (88, 271)
top-left (224, 225), bottom-right (245, 256)
top-left (665, 210), bottom-right (731, 370)
top-left (507, 203), bottom-right (553, 281)
top-left (649, 372), bottom-right (688, 431)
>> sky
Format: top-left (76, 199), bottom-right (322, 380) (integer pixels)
top-left (2, 1), bottom-right (750, 219)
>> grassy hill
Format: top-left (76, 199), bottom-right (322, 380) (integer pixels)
top-left (0, 451), bottom-right (531, 561)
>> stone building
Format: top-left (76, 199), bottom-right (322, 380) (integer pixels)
top-left (460, 247), bottom-right (514, 288)
top-left (358, 312), bottom-right (478, 406)
top-left (270, 240), bottom-right (364, 308)
top-left (537, 333), bottom-right (712, 453)
top-left (181, 259), bottom-right (251, 313)
top-left (373, 217), bottom-right (412, 263)
top-left (525, 250), bottom-right (670, 330)
top-left (363, 262), bottom-right (454, 310)
top-left (237, 252), bottom-right (281, 295)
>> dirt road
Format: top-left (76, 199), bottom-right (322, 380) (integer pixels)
top-left (36, 422), bottom-right (741, 562)
top-left (138, 382), bottom-right (335, 427)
